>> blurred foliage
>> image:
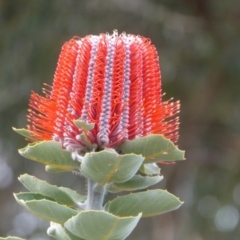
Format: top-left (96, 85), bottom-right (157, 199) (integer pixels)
top-left (0, 0), bottom-right (240, 239)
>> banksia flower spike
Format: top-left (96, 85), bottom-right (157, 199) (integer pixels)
top-left (12, 31), bottom-right (184, 240)
top-left (27, 30), bottom-right (180, 160)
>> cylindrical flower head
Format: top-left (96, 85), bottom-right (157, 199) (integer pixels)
top-left (27, 31), bottom-right (180, 156)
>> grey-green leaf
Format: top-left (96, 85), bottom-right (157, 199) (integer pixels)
top-left (19, 141), bottom-right (80, 171)
top-left (59, 187), bottom-right (86, 204)
top-left (19, 174), bottom-right (85, 207)
top-left (81, 150), bottom-right (144, 185)
top-left (47, 222), bottom-right (72, 240)
top-left (65, 210), bottom-right (141, 240)
top-left (139, 163), bottom-right (160, 175)
top-left (73, 120), bottom-right (95, 131)
top-left (14, 192), bottom-right (54, 202)
top-left (14, 193), bottom-right (78, 224)
top-left (104, 189), bottom-right (183, 218)
top-left (120, 134), bottom-right (185, 163)
top-left (107, 175), bottom-right (163, 193)
top-left (12, 127), bottom-right (38, 141)
top-left (47, 222), bottom-right (85, 240)
top-left (65, 229), bottom-right (86, 240)
top-left (45, 165), bottom-right (67, 173)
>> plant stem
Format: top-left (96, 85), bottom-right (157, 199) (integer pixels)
top-left (86, 178), bottom-right (107, 210)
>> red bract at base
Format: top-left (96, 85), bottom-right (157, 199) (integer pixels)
top-left (27, 30), bottom-right (180, 160)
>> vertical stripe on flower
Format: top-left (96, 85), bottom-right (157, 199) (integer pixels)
top-left (27, 31), bottom-right (180, 156)
top-left (109, 37), bottom-right (125, 145)
top-left (79, 36), bottom-right (100, 122)
top-left (97, 33), bottom-right (116, 147)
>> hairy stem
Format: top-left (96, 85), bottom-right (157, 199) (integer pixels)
top-left (86, 178), bottom-right (107, 210)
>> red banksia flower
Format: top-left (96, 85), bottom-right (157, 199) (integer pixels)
top-left (27, 30), bottom-right (180, 159)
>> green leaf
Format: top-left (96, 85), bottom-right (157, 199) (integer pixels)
top-left (12, 127), bottom-right (37, 141)
top-left (73, 120), bottom-right (95, 131)
top-left (140, 163), bottom-right (160, 175)
top-left (104, 189), bottom-right (183, 218)
top-left (0, 237), bottom-right (25, 240)
top-left (107, 175), bottom-right (163, 193)
top-left (120, 134), bottom-right (185, 163)
top-left (65, 210), bottom-right (141, 240)
top-left (81, 150), bottom-right (144, 185)
top-left (14, 193), bottom-right (78, 224)
top-left (19, 174), bottom-right (85, 207)
top-left (47, 222), bottom-right (85, 240)
top-left (18, 141), bottom-right (80, 171)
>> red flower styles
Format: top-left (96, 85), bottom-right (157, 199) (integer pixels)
top-left (27, 31), bottom-right (180, 159)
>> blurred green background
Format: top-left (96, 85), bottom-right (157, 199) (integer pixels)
top-left (0, 0), bottom-right (240, 239)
